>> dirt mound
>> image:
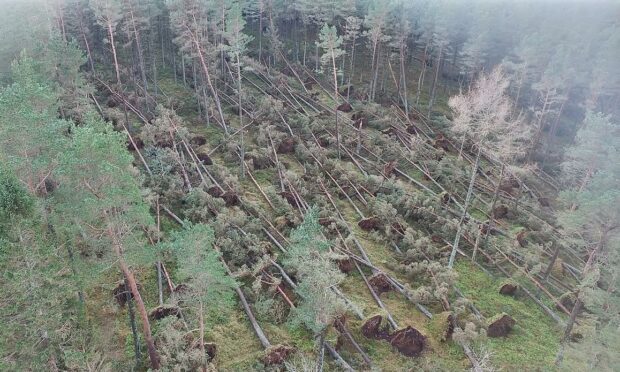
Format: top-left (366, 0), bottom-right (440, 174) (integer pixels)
top-left (499, 282), bottom-right (519, 296)
top-left (516, 230), bottom-right (528, 247)
top-left (173, 283), bottom-right (190, 295)
top-left (389, 326), bottom-right (426, 357)
top-left (358, 217), bottom-right (381, 231)
top-left (487, 313), bottom-right (515, 337)
top-left (149, 305), bottom-right (181, 320)
top-left (493, 205), bottom-right (508, 219)
top-left (127, 137), bottom-right (144, 151)
top-left (113, 281), bottom-right (132, 306)
top-left (390, 222), bottom-right (405, 236)
top-left (247, 154), bottom-right (273, 170)
top-left (538, 197), bottom-right (551, 207)
top-left (207, 186), bottom-right (224, 198)
top-left (221, 191), bottom-right (240, 207)
top-left (303, 77), bottom-right (315, 90)
top-left (337, 102), bottom-right (353, 112)
top-left (277, 138), bottom-right (296, 154)
top-left (262, 344), bottom-right (295, 365)
top-left (433, 133), bottom-right (450, 151)
top-left (431, 235), bottom-right (443, 244)
top-left (368, 272), bottom-right (393, 294)
top-left (196, 151), bottom-right (213, 165)
top-left (279, 191), bottom-right (298, 207)
top-left (383, 160), bottom-right (397, 177)
top-left (436, 311), bottom-right (455, 342)
top-left (204, 342), bottom-right (217, 361)
top-left (336, 257), bottom-right (354, 273)
top-left (190, 135), bottom-right (207, 146)
top-left (406, 124), bottom-right (418, 134)
top-left (361, 315), bottom-right (391, 340)
top-left (351, 112), bottom-right (369, 127)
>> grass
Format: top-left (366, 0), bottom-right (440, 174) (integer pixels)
top-left (455, 260), bottom-right (561, 370)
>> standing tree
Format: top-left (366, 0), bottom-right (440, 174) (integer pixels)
top-left (224, 2), bottom-right (253, 178)
top-left (168, 0), bottom-right (228, 133)
top-left (343, 16), bottom-right (362, 100)
top-left (120, 0), bottom-right (151, 111)
top-left (446, 66), bottom-right (523, 268)
top-left (318, 23), bottom-right (345, 159)
top-left (363, 1), bottom-right (391, 102)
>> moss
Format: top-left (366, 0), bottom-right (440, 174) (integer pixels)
top-left (455, 261), bottom-right (561, 369)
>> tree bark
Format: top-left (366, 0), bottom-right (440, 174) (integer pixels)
top-left (448, 146), bottom-right (481, 268)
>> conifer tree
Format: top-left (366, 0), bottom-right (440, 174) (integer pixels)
top-left (318, 23), bottom-right (345, 159)
top-left (57, 116), bottom-right (161, 369)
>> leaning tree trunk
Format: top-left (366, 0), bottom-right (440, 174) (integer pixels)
top-left (109, 223), bottom-right (160, 369)
top-left (191, 34), bottom-right (228, 134)
top-left (481, 163), bottom-right (506, 248)
top-left (448, 145), bottom-right (482, 268)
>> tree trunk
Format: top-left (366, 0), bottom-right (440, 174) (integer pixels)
top-left (347, 35), bottom-right (357, 101)
top-left (191, 34), bottom-right (228, 134)
top-left (448, 146), bottom-right (481, 268)
top-left (316, 331), bottom-right (325, 372)
top-left (237, 55), bottom-right (245, 178)
top-left (199, 301), bottom-right (208, 372)
top-left (331, 48), bottom-right (340, 159)
top-left (125, 278), bottom-right (142, 369)
top-left (400, 41), bottom-right (409, 118)
top-left (415, 39), bottom-right (429, 108)
top-left (482, 163), bottom-right (505, 247)
top-left (427, 43), bottom-right (443, 118)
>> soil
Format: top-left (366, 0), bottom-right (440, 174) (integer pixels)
top-left (389, 326), bottom-right (426, 357)
top-left (190, 135), bottom-right (207, 146)
top-left (196, 151), bottom-right (213, 165)
top-left (368, 272), bottom-right (393, 294)
top-left (487, 314), bottom-right (516, 337)
top-left (277, 137), bottom-right (296, 154)
top-left (149, 305), bottom-right (181, 320)
top-left (493, 205), bottom-right (509, 219)
top-left (127, 137), bottom-right (144, 151)
top-left (336, 257), bottom-right (354, 274)
top-left (433, 133), bottom-right (450, 152)
top-left (221, 191), bottom-right (240, 207)
top-left (207, 186), bottom-right (224, 198)
top-left (337, 102), bottom-right (353, 113)
top-left (361, 315), bottom-right (391, 340)
top-left (262, 344), bottom-right (295, 365)
top-left (499, 283), bottom-right (519, 296)
top-left (383, 160), bottom-right (397, 177)
top-left (516, 230), bottom-right (528, 247)
top-left (358, 217), bottom-right (382, 231)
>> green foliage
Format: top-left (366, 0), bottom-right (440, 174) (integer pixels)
top-left (0, 165), bottom-right (33, 228)
top-left (165, 223), bottom-right (236, 308)
top-left (284, 207), bottom-right (346, 334)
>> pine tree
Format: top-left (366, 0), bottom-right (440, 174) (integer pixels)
top-left (318, 23), bottom-right (345, 159)
top-left (224, 2), bottom-right (253, 178)
top-left (56, 115), bottom-right (161, 369)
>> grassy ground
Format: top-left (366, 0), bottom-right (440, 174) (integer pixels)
top-left (455, 260), bottom-right (561, 371)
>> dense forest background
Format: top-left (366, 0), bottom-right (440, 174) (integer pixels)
top-left (0, 0), bottom-right (618, 371)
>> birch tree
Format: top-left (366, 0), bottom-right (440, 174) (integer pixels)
top-left (447, 66), bottom-right (522, 268)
